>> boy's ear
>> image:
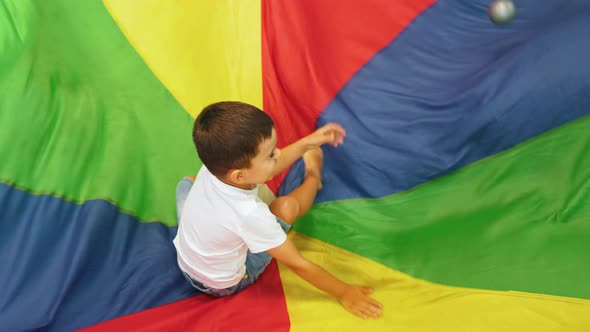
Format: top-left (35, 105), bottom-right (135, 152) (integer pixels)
top-left (228, 169), bottom-right (244, 183)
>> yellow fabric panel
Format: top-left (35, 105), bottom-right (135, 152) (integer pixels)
top-left (280, 233), bottom-right (590, 331)
top-left (103, 0), bottom-right (262, 117)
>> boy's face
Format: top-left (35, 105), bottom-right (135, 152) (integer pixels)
top-left (241, 128), bottom-right (280, 185)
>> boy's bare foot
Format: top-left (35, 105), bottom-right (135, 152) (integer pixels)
top-left (303, 148), bottom-right (324, 190)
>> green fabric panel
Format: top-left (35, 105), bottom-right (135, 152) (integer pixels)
top-left (0, 0), bottom-right (199, 225)
top-left (295, 115), bottom-right (590, 300)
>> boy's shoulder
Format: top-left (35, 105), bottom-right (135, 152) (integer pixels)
top-left (239, 196), bottom-right (272, 220)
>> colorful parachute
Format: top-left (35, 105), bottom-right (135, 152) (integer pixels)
top-left (1, 0), bottom-right (590, 331)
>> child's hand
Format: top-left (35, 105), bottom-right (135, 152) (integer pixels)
top-left (339, 285), bottom-right (383, 319)
top-left (306, 123), bottom-right (347, 149)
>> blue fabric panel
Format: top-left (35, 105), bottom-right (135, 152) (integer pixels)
top-left (280, 0), bottom-right (590, 202)
top-left (0, 183), bottom-right (198, 331)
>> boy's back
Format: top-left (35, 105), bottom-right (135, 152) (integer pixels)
top-left (173, 165), bottom-right (286, 289)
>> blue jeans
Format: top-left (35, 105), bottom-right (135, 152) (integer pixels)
top-left (176, 177), bottom-right (291, 297)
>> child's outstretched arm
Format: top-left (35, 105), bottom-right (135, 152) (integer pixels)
top-left (271, 123), bottom-right (346, 177)
top-left (267, 238), bottom-right (383, 319)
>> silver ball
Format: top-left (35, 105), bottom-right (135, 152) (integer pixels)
top-left (488, 0), bottom-right (516, 25)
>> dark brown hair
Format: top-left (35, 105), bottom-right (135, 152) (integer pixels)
top-left (193, 101), bottom-right (274, 176)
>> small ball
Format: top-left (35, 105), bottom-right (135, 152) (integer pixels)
top-left (488, 0), bottom-right (517, 25)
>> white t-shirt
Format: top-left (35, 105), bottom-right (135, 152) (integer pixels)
top-left (173, 166), bottom-right (287, 289)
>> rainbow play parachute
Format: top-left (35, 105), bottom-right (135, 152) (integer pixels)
top-left (1, 0), bottom-right (590, 331)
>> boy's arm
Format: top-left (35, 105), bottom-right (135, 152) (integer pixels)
top-left (272, 123), bottom-right (346, 177)
top-left (267, 238), bottom-right (383, 319)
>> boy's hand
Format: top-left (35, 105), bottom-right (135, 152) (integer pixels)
top-left (306, 123), bottom-right (347, 149)
top-left (339, 285), bottom-right (384, 319)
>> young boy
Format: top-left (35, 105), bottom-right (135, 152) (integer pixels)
top-left (173, 101), bottom-right (383, 319)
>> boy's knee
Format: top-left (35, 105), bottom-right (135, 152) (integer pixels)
top-left (176, 177), bottom-right (194, 196)
top-left (269, 196), bottom-right (300, 225)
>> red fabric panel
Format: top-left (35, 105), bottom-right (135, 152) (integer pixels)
top-left (262, 0), bottom-right (436, 192)
top-left (79, 261), bottom-right (290, 332)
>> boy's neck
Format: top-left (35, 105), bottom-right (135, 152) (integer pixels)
top-left (219, 177), bottom-right (257, 191)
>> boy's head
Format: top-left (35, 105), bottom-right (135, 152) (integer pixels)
top-left (193, 101), bottom-right (280, 184)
